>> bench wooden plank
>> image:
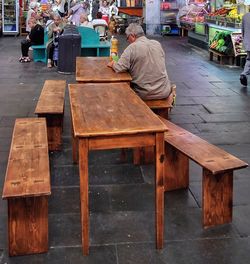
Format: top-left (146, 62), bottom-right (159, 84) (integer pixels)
top-left (2, 118), bottom-right (50, 256)
top-left (2, 118), bottom-right (50, 199)
top-left (163, 119), bottom-right (247, 174)
top-left (160, 117), bottom-right (248, 228)
top-left (35, 80), bottom-right (66, 114)
top-left (35, 80), bottom-right (66, 151)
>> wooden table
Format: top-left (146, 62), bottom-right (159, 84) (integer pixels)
top-left (76, 57), bottom-right (132, 83)
top-left (69, 82), bottom-right (167, 255)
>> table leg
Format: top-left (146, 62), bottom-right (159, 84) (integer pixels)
top-left (72, 124), bottom-right (78, 164)
top-left (155, 132), bottom-right (165, 249)
top-left (79, 139), bottom-right (89, 255)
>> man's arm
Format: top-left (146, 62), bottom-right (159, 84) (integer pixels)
top-left (107, 46), bottom-right (132, 72)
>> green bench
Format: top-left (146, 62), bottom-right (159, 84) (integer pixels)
top-left (77, 27), bottom-right (110, 57)
top-left (31, 30), bottom-right (48, 63)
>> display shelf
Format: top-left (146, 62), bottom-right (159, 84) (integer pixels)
top-left (160, 0), bottom-right (179, 35)
top-left (2, 0), bottom-right (18, 35)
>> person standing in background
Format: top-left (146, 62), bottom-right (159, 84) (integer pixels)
top-left (66, 0), bottom-right (89, 26)
top-left (240, 11), bottom-right (250, 87)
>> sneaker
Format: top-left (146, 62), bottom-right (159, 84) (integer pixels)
top-left (240, 75), bottom-right (247, 86)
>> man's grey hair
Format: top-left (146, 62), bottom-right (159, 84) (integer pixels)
top-left (125, 23), bottom-right (145, 38)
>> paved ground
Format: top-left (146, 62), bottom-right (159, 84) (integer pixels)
top-left (0, 34), bottom-right (250, 264)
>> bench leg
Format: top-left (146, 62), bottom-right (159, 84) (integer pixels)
top-left (209, 52), bottom-right (213, 61)
top-left (202, 169), bottom-right (233, 228)
top-left (8, 196), bottom-right (48, 256)
top-left (38, 114), bottom-right (63, 151)
top-left (164, 143), bottom-right (189, 191)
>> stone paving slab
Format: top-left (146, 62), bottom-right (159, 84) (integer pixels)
top-left (0, 35), bottom-right (249, 263)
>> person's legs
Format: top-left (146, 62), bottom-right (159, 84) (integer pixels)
top-left (240, 51), bottom-right (250, 86)
top-left (47, 42), bottom-right (54, 68)
top-left (21, 39), bottom-right (31, 57)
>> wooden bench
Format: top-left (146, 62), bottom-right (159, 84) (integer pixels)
top-left (144, 84), bottom-right (176, 120)
top-left (77, 27), bottom-right (110, 57)
top-left (35, 80), bottom-right (66, 151)
top-left (209, 49), bottom-right (234, 65)
top-left (133, 84), bottom-right (176, 164)
top-left (160, 118), bottom-right (248, 228)
top-left (2, 118), bottom-right (51, 256)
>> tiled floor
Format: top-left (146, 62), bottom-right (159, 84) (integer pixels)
top-left (0, 34), bottom-right (250, 264)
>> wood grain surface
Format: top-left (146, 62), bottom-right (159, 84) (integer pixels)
top-left (162, 118), bottom-right (248, 174)
top-left (69, 82), bottom-right (167, 137)
top-left (76, 57), bottom-right (132, 83)
top-left (2, 118), bottom-right (50, 199)
top-left (35, 80), bottom-right (66, 114)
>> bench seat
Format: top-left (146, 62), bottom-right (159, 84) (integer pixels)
top-left (31, 31), bottom-right (48, 63)
top-left (2, 118), bottom-right (50, 256)
top-left (161, 118), bottom-right (248, 228)
top-left (78, 26), bottom-right (110, 57)
top-left (35, 80), bottom-right (66, 151)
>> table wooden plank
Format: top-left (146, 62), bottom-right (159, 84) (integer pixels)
top-left (35, 80), bottom-right (66, 114)
top-left (69, 83), bottom-right (167, 137)
top-left (2, 118), bottom-right (50, 199)
top-left (76, 57), bottom-right (132, 83)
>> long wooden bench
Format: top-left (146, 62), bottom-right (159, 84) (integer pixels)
top-left (2, 118), bottom-right (51, 256)
top-left (160, 118), bottom-right (248, 228)
top-left (35, 80), bottom-right (66, 151)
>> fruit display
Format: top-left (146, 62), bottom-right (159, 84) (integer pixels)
top-left (179, 3), bottom-right (208, 25)
top-left (205, 5), bottom-right (243, 27)
top-left (209, 31), bottom-right (233, 55)
top-left (231, 33), bottom-right (246, 56)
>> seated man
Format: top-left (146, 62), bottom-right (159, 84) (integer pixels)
top-left (92, 11), bottom-right (108, 41)
top-left (19, 17), bottom-right (44, 63)
top-left (46, 14), bottom-right (65, 68)
top-left (108, 23), bottom-right (172, 100)
top-left (79, 13), bottom-right (93, 28)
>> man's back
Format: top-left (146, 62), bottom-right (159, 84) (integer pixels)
top-left (114, 36), bottom-right (171, 100)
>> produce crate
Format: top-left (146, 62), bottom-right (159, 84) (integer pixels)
top-left (230, 33), bottom-right (247, 56)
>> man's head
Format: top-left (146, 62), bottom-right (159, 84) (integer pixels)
top-left (28, 17), bottom-right (37, 29)
top-left (125, 23), bottom-right (144, 44)
top-left (102, 0), bottom-right (108, 7)
top-left (53, 14), bottom-right (62, 26)
top-left (80, 14), bottom-right (88, 23)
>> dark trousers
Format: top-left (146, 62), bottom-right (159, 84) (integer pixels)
top-left (21, 39), bottom-right (35, 57)
top-left (46, 42), bottom-right (55, 61)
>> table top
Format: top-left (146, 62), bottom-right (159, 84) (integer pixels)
top-left (76, 57), bottom-right (132, 83)
top-left (69, 82), bottom-right (167, 138)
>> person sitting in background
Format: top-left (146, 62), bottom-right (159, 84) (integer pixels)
top-left (20, 17), bottom-right (44, 63)
top-left (92, 11), bottom-right (108, 40)
top-left (79, 13), bottom-right (93, 28)
top-left (46, 14), bottom-right (65, 68)
top-left (108, 23), bottom-right (172, 100)
top-left (26, 1), bottom-right (42, 32)
top-left (66, 0), bottom-right (89, 26)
